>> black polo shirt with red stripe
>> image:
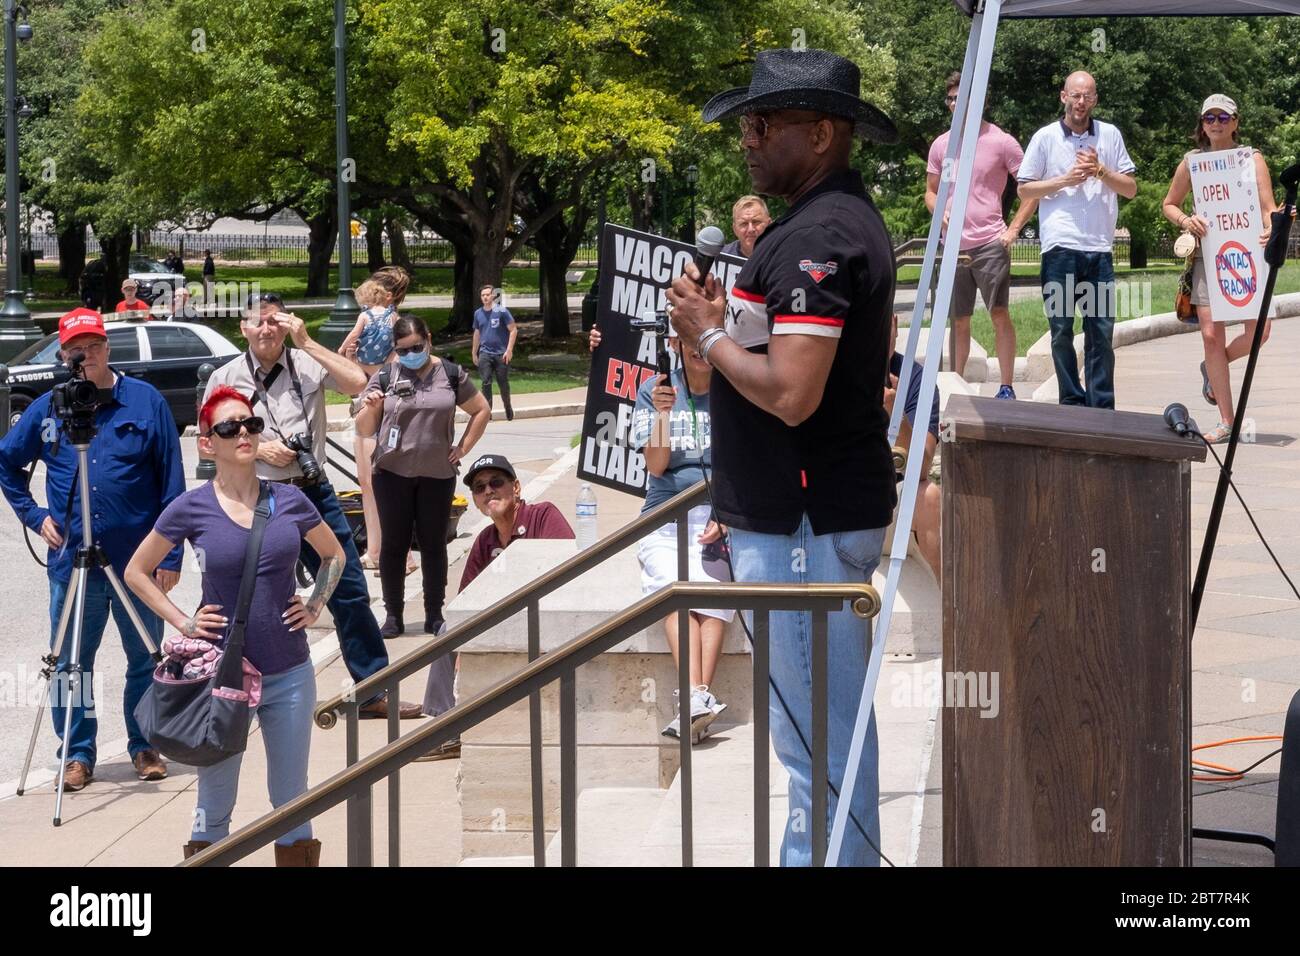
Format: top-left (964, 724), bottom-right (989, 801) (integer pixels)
top-left (712, 167), bottom-right (896, 535)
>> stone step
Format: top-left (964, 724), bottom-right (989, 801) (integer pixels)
top-left (542, 786), bottom-right (673, 866)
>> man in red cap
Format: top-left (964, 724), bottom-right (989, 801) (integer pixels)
top-left (0, 307), bottom-right (187, 790)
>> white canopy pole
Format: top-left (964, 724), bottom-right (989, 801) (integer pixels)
top-left (827, 0), bottom-right (1005, 866)
top-left (888, 4), bottom-right (981, 444)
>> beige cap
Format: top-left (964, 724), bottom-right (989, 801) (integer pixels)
top-left (1201, 94), bottom-right (1237, 116)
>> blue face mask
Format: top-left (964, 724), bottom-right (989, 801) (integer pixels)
top-left (398, 350), bottom-right (426, 370)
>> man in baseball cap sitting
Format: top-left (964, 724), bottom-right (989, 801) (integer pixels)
top-left (0, 307), bottom-right (187, 789)
top-left (415, 454), bottom-right (574, 760)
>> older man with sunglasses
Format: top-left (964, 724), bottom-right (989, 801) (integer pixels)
top-left (668, 48), bottom-right (899, 867)
top-left (204, 293), bottom-right (422, 719)
top-left (414, 454), bottom-right (572, 760)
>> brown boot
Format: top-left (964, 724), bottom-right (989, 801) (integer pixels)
top-left (274, 838), bottom-right (321, 867)
top-left (182, 841), bottom-right (212, 860)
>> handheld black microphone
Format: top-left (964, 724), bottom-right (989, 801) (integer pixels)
top-left (1164, 402), bottom-right (1192, 436)
top-left (693, 226), bottom-right (726, 286)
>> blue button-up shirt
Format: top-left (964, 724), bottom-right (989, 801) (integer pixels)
top-left (0, 372), bottom-right (186, 583)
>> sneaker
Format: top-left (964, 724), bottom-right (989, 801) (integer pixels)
top-left (994, 384), bottom-right (1016, 400)
top-left (662, 690), bottom-right (683, 739)
top-left (690, 685), bottom-right (726, 738)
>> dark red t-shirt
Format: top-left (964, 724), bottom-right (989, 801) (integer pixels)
top-left (460, 500), bottom-right (574, 591)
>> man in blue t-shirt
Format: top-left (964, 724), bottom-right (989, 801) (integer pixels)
top-left (472, 285), bottom-right (518, 421)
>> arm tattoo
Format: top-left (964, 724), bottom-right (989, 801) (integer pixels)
top-left (306, 555), bottom-right (343, 614)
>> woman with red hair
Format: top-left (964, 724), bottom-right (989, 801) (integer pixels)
top-left (126, 385), bottom-right (344, 865)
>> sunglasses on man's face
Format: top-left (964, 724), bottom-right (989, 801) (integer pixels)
top-left (245, 292), bottom-right (283, 308)
top-left (1202, 112), bottom-right (1234, 125)
top-left (207, 416), bottom-right (265, 439)
top-left (739, 113), bottom-right (821, 143)
top-left (395, 342), bottom-right (426, 357)
top-left (471, 475), bottom-right (509, 495)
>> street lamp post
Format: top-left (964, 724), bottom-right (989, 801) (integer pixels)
top-left (685, 164), bottom-right (699, 239)
top-left (318, 0), bottom-right (360, 348)
top-left (0, 0), bottom-right (40, 362)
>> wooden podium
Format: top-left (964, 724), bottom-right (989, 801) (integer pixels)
top-left (941, 395), bottom-right (1206, 866)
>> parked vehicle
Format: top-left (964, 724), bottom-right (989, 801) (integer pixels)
top-left (6, 319), bottom-right (240, 431)
top-left (79, 255), bottom-right (187, 310)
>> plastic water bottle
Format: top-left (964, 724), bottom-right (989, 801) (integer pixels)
top-left (575, 483), bottom-right (598, 549)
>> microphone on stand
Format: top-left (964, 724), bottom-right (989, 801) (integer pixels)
top-left (692, 226), bottom-right (726, 287)
top-left (1164, 402), bottom-right (1192, 437)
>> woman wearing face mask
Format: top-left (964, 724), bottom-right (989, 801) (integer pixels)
top-left (1162, 94), bottom-right (1278, 443)
top-left (343, 270), bottom-right (416, 572)
top-left (125, 386), bottom-right (345, 865)
top-left (355, 315), bottom-right (491, 638)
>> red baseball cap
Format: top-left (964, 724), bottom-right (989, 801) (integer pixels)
top-left (59, 307), bottom-right (107, 346)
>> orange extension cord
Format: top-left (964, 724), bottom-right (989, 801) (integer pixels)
top-left (1192, 735), bottom-right (1284, 783)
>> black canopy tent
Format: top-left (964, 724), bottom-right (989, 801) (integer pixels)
top-left (830, 0), bottom-right (1300, 864)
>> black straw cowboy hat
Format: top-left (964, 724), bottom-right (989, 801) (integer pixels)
top-left (702, 48), bottom-right (897, 144)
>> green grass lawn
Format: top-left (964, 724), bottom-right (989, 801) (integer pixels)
top-left (21, 262), bottom-right (590, 314)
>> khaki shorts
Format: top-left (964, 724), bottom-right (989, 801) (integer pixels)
top-left (1190, 257), bottom-right (1212, 308)
top-left (952, 239), bottom-right (1011, 317)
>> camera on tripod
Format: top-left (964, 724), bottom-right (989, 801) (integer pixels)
top-left (282, 433), bottom-right (323, 484)
top-left (50, 351), bottom-right (101, 442)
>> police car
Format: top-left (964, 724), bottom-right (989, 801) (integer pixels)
top-left (5, 319), bottom-right (240, 431)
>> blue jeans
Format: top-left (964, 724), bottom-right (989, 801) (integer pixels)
top-left (193, 660), bottom-right (316, 845)
top-left (729, 516), bottom-right (886, 867)
top-left (1040, 247), bottom-right (1116, 408)
top-left (48, 570), bottom-right (162, 769)
top-left (297, 480), bottom-right (389, 691)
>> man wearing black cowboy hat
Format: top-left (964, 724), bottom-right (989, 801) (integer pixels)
top-left (668, 48), bottom-right (897, 867)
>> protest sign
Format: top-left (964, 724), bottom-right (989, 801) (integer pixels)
top-left (578, 224), bottom-right (745, 496)
top-left (1188, 147), bottom-right (1271, 322)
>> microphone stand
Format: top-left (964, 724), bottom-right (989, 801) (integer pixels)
top-left (1190, 162), bottom-right (1299, 629)
top-left (1188, 162), bottom-right (1298, 858)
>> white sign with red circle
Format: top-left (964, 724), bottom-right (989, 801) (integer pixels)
top-left (1187, 147), bottom-right (1271, 322)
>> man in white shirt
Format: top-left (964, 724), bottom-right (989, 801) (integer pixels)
top-left (1018, 71), bottom-right (1137, 408)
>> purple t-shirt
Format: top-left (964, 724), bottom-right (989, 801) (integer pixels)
top-left (154, 482), bottom-right (323, 675)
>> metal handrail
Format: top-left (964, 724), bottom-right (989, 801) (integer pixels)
top-left (312, 479), bottom-right (711, 725)
top-left (183, 580), bottom-right (880, 868)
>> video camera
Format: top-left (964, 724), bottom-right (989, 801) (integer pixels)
top-left (50, 350), bottom-right (101, 444)
top-left (630, 309), bottom-right (673, 376)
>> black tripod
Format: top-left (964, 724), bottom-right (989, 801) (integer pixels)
top-left (15, 432), bottom-right (162, 826)
top-left (1188, 160), bottom-right (1299, 856)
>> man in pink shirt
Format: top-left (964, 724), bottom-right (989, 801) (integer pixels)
top-left (925, 71), bottom-right (1038, 398)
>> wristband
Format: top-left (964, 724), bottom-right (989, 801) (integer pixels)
top-left (698, 328), bottom-right (728, 364)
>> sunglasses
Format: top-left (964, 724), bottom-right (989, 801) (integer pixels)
top-left (1202, 112), bottom-right (1234, 125)
top-left (207, 416), bottom-right (265, 439)
top-left (395, 342), bottom-right (426, 357)
top-left (471, 475), bottom-right (509, 495)
top-left (739, 113), bottom-right (821, 142)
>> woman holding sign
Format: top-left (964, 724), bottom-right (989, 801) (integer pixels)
top-left (1162, 94), bottom-right (1277, 442)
